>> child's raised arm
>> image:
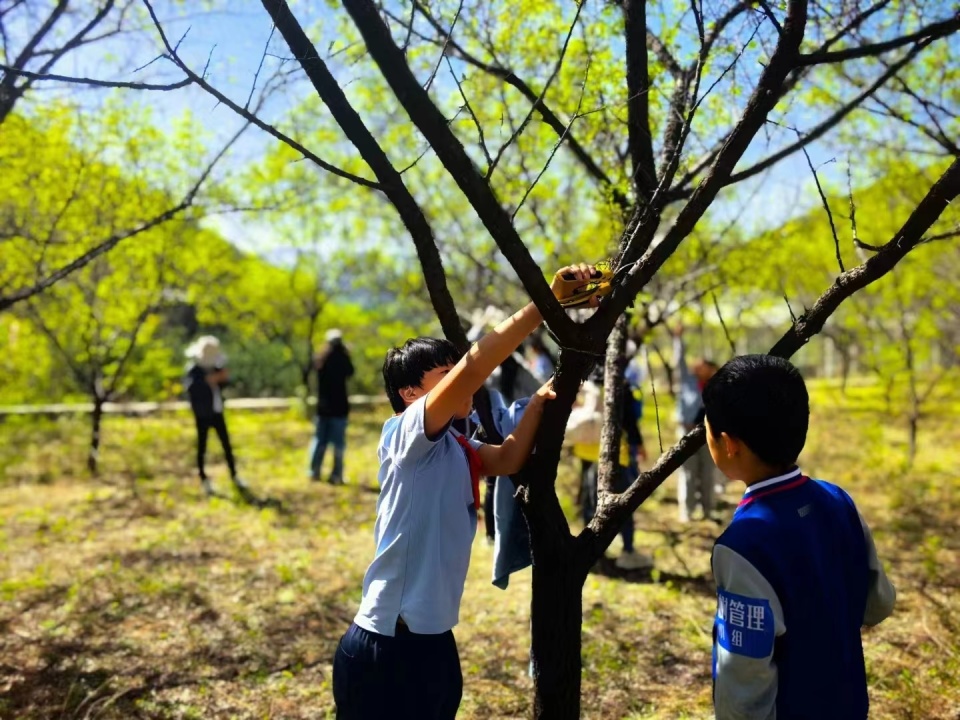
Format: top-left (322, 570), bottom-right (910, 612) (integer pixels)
top-left (423, 264), bottom-right (595, 437)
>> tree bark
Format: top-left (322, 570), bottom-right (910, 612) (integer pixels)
top-left (519, 350), bottom-right (594, 719)
top-left (530, 557), bottom-right (586, 720)
top-left (88, 397), bottom-right (104, 474)
top-left (907, 410), bottom-right (919, 468)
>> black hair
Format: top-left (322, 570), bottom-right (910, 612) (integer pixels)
top-left (382, 337), bottom-right (462, 413)
top-left (702, 355), bottom-right (809, 468)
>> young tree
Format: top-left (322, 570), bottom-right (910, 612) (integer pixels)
top-left (23, 222), bottom-right (186, 473)
top-left (145, 1), bottom-right (960, 716)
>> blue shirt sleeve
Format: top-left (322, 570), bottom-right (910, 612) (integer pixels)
top-left (381, 395), bottom-right (449, 467)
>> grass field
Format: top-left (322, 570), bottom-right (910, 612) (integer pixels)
top-left (1, 384), bottom-right (958, 719)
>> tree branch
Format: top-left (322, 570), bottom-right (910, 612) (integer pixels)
top-left (598, 315), bottom-right (627, 500)
top-left (341, 0), bottom-right (580, 344)
top-left (0, 63), bottom-right (192, 90)
top-left (486, 1), bottom-right (583, 179)
top-left (584, 156), bottom-right (960, 556)
top-left (0, 114), bottom-right (250, 312)
top-left (666, 37), bottom-right (934, 201)
top-left (395, 1), bottom-right (629, 211)
top-left (645, 28), bottom-right (682, 78)
top-left (594, 1), bottom-right (810, 337)
top-left (444, 55), bottom-right (492, 168)
top-left (799, 13), bottom-right (960, 65)
top-left (794, 136), bottom-right (842, 271)
top-left (252, 0), bottom-right (467, 350)
top-left (623, 0), bottom-right (657, 199)
top-left (142, 0), bottom-right (381, 191)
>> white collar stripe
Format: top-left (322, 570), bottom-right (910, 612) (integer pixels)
top-left (743, 468), bottom-right (803, 496)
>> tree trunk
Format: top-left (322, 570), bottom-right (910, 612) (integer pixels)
top-left (88, 398), bottom-right (104, 474)
top-left (530, 556), bottom-right (585, 720)
top-left (839, 346), bottom-right (851, 395)
top-left (521, 350), bottom-right (594, 719)
top-left (907, 411), bottom-right (919, 468)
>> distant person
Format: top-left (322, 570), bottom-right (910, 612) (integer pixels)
top-left (566, 373), bottom-right (653, 571)
top-left (332, 263), bottom-right (595, 719)
top-left (526, 334), bottom-right (555, 383)
top-left (704, 355), bottom-right (896, 719)
top-left (184, 336), bottom-right (251, 500)
top-left (672, 325), bottom-right (719, 522)
top-left (624, 339), bottom-right (645, 437)
top-left (309, 329), bottom-right (355, 485)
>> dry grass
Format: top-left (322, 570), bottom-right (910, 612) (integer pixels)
top-left (0, 387), bottom-right (957, 719)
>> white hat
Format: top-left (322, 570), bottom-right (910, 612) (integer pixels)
top-left (186, 335), bottom-right (225, 368)
top-left (325, 328), bottom-right (343, 342)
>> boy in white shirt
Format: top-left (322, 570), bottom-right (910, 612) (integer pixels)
top-left (333, 264), bottom-right (597, 719)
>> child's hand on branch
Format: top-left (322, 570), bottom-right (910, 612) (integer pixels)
top-left (530, 377), bottom-right (557, 406)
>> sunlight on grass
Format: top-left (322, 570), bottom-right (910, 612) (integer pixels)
top-left (0, 392), bottom-right (958, 718)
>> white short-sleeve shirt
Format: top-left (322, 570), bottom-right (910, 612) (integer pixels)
top-left (354, 395), bottom-right (481, 636)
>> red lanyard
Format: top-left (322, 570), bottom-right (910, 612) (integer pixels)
top-left (453, 432), bottom-right (482, 510)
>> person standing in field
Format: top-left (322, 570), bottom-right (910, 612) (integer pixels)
top-left (672, 324), bottom-right (720, 522)
top-left (309, 328), bottom-right (355, 485)
top-left (184, 336), bottom-right (252, 501)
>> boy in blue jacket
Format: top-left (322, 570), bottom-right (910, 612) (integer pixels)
top-left (703, 355), bottom-right (896, 719)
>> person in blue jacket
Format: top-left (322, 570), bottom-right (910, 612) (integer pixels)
top-left (703, 354), bottom-right (896, 719)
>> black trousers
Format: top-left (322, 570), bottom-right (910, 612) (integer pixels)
top-left (195, 413), bottom-right (236, 479)
top-left (333, 622), bottom-right (462, 719)
top-left (484, 476), bottom-right (496, 540)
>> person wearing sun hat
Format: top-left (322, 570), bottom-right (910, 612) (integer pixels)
top-left (184, 335), bottom-right (253, 500)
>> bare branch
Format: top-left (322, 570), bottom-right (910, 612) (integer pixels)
top-left (0, 63), bottom-right (192, 90)
top-left (423, 0), bottom-right (462, 92)
top-left (598, 316), bottom-right (627, 500)
top-left (667, 37), bottom-right (935, 201)
top-left (254, 0), bottom-right (467, 349)
top-left (711, 292), bottom-right (737, 355)
top-left (816, 0), bottom-right (891, 55)
top-left (646, 29), bottom-right (682, 78)
top-left (845, 159), bottom-right (872, 257)
top-left (444, 55), bottom-right (492, 168)
top-left (512, 59), bottom-right (590, 220)
top-left (700, 2), bottom-right (752, 61)
top-left (245, 22), bottom-right (276, 109)
top-left (0, 117), bottom-right (250, 312)
top-left (340, 0), bottom-right (580, 344)
top-left (623, 0), bottom-right (658, 198)
top-left (643, 346), bottom-right (663, 454)
top-left (597, 156), bottom-right (960, 540)
top-left (789, 128), bottom-right (843, 271)
top-left (595, 1), bottom-right (810, 337)
top-left (759, 1), bottom-right (783, 34)
top-left (393, 1), bottom-right (629, 210)
top-left (799, 13), bottom-right (960, 65)
top-left (141, 0), bottom-right (381, 191)
top-left (486, 1), bottom-right (583, 179)
top-left (922, 226), bottom-right (960, 244)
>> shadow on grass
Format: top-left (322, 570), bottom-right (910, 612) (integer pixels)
top-left (588, 555), bottom-right (716, 596)
top-left (0, 584), bottom-right (353, 719)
